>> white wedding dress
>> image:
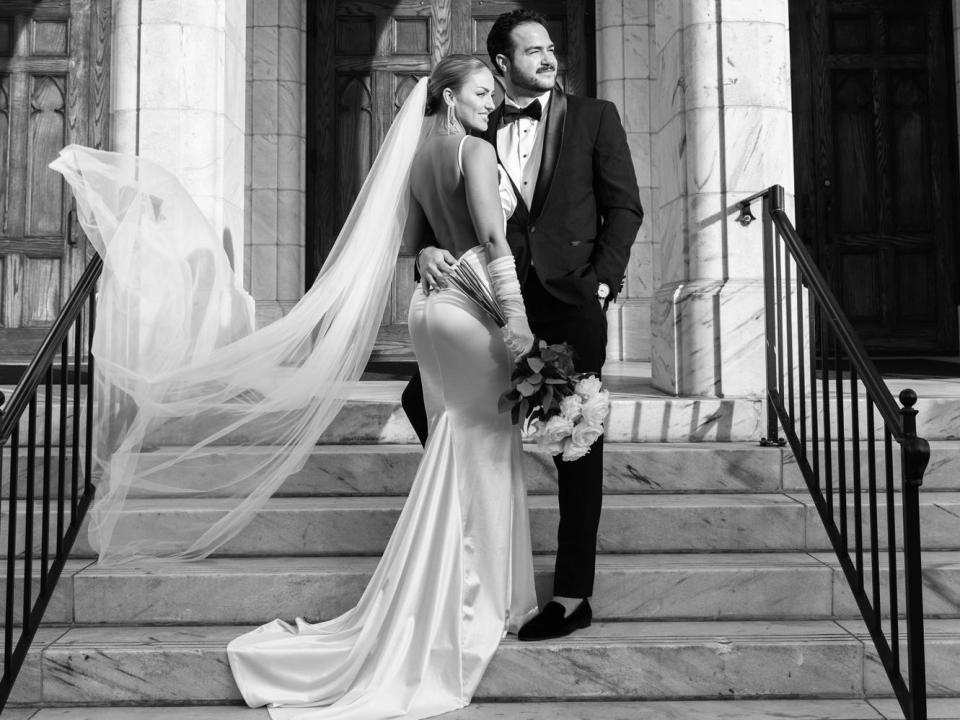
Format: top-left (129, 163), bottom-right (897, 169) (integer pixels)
top-left (227, 138), bottom-right (538, 719)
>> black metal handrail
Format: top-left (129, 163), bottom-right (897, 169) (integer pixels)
top-left (0, 254), bottom-right (102, 710)
top-left (739, 185), bottom-right (930, 720)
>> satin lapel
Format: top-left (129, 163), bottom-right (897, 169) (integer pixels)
top-left (486, 102), bottom-right (529, 218)
top-left (529, 87), bottom-right (566, 222)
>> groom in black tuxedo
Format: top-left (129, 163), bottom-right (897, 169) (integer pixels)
top-left (404, 9), bottom-right (643, 640)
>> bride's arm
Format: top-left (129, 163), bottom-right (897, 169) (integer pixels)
top-left (462, 137), bottom-right (533, 357)
top-left (461, 138), bottom-right (512, 260)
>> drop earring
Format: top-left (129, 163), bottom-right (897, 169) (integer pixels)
top-left (445, 103), bottom-right (461, 135)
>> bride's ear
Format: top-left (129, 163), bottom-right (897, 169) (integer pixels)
top-left (442, 87), bottom-right (456, 108)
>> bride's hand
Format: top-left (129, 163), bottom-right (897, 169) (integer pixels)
top-left (502, 316), bottom-right (534, 359)
top-left (417, 246), bottom-right (457, 293)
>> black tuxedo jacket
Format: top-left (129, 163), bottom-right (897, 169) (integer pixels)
top-left (484, 88), bottom-right (643, 307)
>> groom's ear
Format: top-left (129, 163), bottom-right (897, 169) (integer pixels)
top-left (494, 54), bottom-right (509, 76)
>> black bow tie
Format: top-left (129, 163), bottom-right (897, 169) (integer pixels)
top-left (502, 100), bottom-right (542, 123)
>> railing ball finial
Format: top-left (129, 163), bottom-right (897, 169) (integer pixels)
top-left (736, 202), bottom-right (756, 226)
top-left (899, 388), bottom-right (918, 408)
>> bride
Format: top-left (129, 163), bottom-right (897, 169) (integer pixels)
top-left (226, 54), bottom-right (538, 719)
top-left (52, 53), bottom-right (537, 719)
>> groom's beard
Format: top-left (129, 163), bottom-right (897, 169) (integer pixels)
top-left (507, 64), bottom-right (556, 95)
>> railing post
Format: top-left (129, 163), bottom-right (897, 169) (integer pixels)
top-left (899, 388), bottom-right (928, 720)
top-left (761, 187), bottom-right (781, 445)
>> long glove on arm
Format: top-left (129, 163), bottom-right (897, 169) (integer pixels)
top-left (487, 255), bottom-right (534, 358)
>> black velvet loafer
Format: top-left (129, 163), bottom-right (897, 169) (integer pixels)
top-left (517, 599), bottom-right (592, 641)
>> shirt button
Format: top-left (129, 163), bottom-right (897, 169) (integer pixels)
top-left (530, 225), bottom-right (536, 233)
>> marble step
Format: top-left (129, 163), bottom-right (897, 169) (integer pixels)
top-left (6, 492), bottom-right (960, 558)
top-left (6, 439), bottom-right (960, 500)
top-left (13, 619), bottom-right (960, 705)
top-left (2, 550), bottom-right (944, 626)
top-left (6, 377), bottom-right (960, 450)
top-left (9, 698), bottom-right (960, 719)
top-left (2, 442), bottom-right (785, 498)
top-left (4, 385), bottom-right (763, 445)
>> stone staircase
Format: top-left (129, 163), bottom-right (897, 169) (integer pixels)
top-left (3, 370), bottom-right (960, 719)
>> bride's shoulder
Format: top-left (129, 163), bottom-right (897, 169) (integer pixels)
top-left (459, 136), bottom-right (496, 169)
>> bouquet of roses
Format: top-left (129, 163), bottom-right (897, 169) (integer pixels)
top-left (498, 341), bottom-right (610, 462)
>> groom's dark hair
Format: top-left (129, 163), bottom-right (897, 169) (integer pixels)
top-left (486, 9), bottom-right (548, 77)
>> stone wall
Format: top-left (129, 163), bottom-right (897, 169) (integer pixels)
top-left (111, 0), bottom-right (246, 275)
top-left (244, 0), bottom-right (306, 327)
top-left (596, 0), bottom-right (654, 363)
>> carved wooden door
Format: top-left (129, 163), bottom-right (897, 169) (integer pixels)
top-left (307, 0), bottom-right (591, 359)
top-left (0, 0), bottom-right (109, 363)
top-left (790, 0), bottom-right (958, 354)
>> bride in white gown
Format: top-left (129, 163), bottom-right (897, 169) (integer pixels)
top-left (227, 56), bottom-right (539, 719)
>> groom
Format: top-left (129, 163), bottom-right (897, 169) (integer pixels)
top-left (404, 9), bottom-right (643, 640)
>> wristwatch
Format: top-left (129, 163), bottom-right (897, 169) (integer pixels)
top-left (596, 283), bottom-right (610, 301)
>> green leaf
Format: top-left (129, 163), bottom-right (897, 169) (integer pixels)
top-left (517, 380), bottom-right (537, 397)
top-left (527, 357), bottom-right (545, 373)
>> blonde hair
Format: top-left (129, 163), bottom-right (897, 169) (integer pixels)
top-left (425, 54), bottom-right (489, 116)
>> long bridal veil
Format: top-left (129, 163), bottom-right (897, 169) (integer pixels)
top-left (50, 78), bottom-right (428, 565)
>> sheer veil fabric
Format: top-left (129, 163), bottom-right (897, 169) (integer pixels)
top-left (50, 78), bottom-right (430, 565)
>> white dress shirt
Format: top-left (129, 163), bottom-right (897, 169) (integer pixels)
top-left (497, 90), bottom-right (551, 209)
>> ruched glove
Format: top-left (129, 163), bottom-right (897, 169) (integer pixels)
top-left (487, 255), bottom-right (534, 359)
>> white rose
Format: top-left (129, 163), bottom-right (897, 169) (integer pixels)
top-left (561, 436), bottom-right (591, 461)
top-left (574, 375), bottom-right (603, 399)
top-left (579, 390), bottom-right (610, 426)
top-left (559, 394), bottom-right (583, 421)
top-left (537, 414), bottom-right (574, 455)
top-left (571, 421), bottom-right (603, 449)
top-left (540, 414), bottom-right (574, 443)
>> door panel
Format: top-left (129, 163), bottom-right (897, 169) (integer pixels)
top-left (307, 0), bottom-right (592, 359)
top-left (0, 0), bottom-right (110, 362)
top-left (790, 0), bottom-right (957, 354)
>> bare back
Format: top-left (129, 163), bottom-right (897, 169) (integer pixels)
top-left (409, 135), bottom-right (480, 259)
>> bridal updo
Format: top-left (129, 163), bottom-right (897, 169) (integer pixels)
top-left (425, 54), bottom-right (489, 116)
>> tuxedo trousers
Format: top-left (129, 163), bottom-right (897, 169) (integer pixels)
top-left (400, 268), bottom-right (607, 599)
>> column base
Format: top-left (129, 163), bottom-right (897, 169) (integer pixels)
top-left (254, 300), bottom-right (298, 328)
top-left (652, 279), bottom-right (766, 397)
top-left (606, 298), bottom-right (651, 362)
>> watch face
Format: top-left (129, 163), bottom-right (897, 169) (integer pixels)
top-left (597, 284), bottom-right (610, 299)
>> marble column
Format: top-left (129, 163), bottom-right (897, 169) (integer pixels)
top-left (651, 0), bottom-right (794, 397)
top-left (111, 0), bottom-right (247, 277)
top-left (244, 0), bottom-right (306, 327)
top-left (595, 0), bottom-right (654, 362)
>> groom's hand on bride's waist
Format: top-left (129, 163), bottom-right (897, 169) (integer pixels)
top-left (417, 246), bottom-right (457, 293)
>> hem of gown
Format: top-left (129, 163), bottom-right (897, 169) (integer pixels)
top-left (505, 603), bottom-right (539, 636)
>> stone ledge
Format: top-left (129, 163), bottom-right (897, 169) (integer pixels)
top-left (12, 699), bottom-right (960, 719)
top-left (7, 491), bottom-right (960, 558)
top-left (68, 552), bottom-right (835, 625)
top-left (21, 620), bottom-right (886, 704)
